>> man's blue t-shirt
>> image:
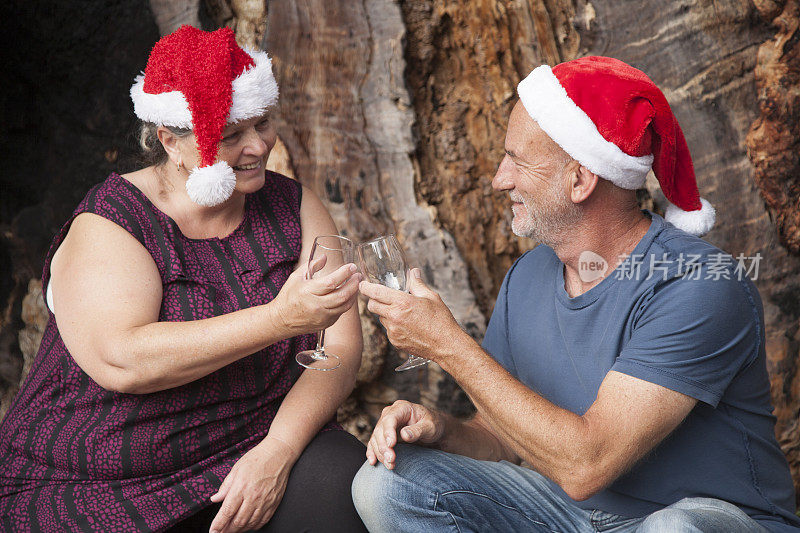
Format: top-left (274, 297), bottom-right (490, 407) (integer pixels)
top-left (482, 213), bottom-right (799, 530)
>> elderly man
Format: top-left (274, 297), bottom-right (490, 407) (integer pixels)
top-left (352, 57), bottom-right (799, 532)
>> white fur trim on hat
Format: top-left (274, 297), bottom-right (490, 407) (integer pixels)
top-left (517, 65), bottom-right (654, 190)
top-left (665, 197), bottom-right (716, 236)
top-left (228, 49), bottom-right (279, 123)
top-left (185, 161), bottom-right (237, 207)
top-left (130, 74), bottom-right (193, 127)
top-left (130, 49), bottom-right (279, 127)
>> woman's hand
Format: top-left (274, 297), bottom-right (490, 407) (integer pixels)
top-left (209, 436), bottom-right (298, 533)
top-left (272, 257), bottom-right (361, 336)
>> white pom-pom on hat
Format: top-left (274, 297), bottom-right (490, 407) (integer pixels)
top-left (186, 162), bottom-right (237, 207)
top-left (665, 197), bottom-right (716, 237)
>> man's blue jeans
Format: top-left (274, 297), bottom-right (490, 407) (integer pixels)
top-left (351, 443), bottom-right (767, 532)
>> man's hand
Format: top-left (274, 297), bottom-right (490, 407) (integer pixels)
top-left (208, 436), bottom-right (297, 533)
top-left (366, 400), bottom-right (446, 470)
top-left (359, 268), bottom-right (469, 365)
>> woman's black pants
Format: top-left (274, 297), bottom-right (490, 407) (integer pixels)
top-left (167, 430), bottom-right (368, 532)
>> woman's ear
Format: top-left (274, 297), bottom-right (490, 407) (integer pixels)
top-left (156, 126), bottom-right (182, 166)
top-left (568, 164), bottom-right (599, 204)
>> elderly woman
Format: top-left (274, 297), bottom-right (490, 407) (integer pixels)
top-left (0, 26), bottom-right (366, 533)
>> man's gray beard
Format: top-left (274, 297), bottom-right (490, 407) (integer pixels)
top-left (511, 193), bottom-right (582, 247)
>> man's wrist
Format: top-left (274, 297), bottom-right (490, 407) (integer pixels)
top-left (434, 327), bottom-right (482, 374)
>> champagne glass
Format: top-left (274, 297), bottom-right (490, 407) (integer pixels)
top-left (295, 235), bottom-right (354, 371)
top-left (358, 235), bottom-right (430, 372)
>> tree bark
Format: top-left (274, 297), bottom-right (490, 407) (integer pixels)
top-left (263, 1), bottom-right (487, 438)
top-left (747, 0), bottom-right (800, 496)
top-left (149, 0), bottom-right (201, 35)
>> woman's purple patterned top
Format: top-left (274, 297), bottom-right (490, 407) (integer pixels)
top-left (0, 172), bottom-right (328, 532)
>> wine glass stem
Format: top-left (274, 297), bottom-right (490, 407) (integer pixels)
top-left (316, 328), bottom-right (326, 354)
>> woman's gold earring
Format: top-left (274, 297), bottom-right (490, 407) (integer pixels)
top-left (176, 159), bottom-right (183, 172)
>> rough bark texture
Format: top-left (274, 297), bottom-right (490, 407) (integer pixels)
top-left (263, 1), bottom-right (486, 440)
top-left (748, 0), bottom-right (800, 255)
top-left (205, 0), bottom-right (266, 48)
top-left (2, 0), bottom-right (800, 499)
top-left (0, 281), bottom-right (47, 421)
top-left (149, 0), bottom-right (201, 35)
top-left (747, 0), bottom-right (800, 497)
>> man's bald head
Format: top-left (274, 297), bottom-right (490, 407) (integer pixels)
top-left (506, 102), bottom-right (573, 172)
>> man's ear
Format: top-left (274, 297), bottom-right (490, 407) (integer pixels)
top-left (568, 164), bottom-right (599, 204)
top-left (156, 126), bottom-right (182, 165)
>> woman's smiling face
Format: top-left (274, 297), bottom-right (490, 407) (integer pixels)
top-left (179, 113), bottom-right (277, 195)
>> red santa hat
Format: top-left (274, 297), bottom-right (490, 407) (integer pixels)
top-left (130, 25), bottom-right (279, 207)
top-left (517, 56), bottom-right (715, 236)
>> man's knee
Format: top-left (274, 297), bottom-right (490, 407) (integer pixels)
top-left (351, 445), bottom-right (456, 526)
top-left (638, 508), bottom-right (698, 532)
top-left (351, 457), bottom-right (428, 530)
top-left (638, 498), bottom-right (765, 533)
top-left (351, 460), bottom-right (389, 522)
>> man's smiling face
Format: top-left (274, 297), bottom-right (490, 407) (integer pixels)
top-left (492, 102), bottom-right (582, 247)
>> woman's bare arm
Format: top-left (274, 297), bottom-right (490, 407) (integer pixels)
top-left (50, 205), bottom-right (359, 394)
top-left (265, 185), bottom-right (363, 456)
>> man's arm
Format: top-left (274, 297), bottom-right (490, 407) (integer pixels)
top-left (439, 341), bottom-right (696, 500)
top-left (360, 269), bottom-right (697, 501)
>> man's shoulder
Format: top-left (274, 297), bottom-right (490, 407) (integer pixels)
top-left (652, 216), bottom-right (752, 269)
top-left (651, 221), bottom-right (720, 260)
top-left (497, 245), bottom-right (561, 304)
top-left (510, 245), bottom-right (560, 276)
top-left (638, 229), bottom-right (763, 328)
top-left (645, 220), bottom-right (761, 294)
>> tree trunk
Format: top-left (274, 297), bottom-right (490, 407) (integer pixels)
top-left (747, 0), bottom-right (800, 494)
top-left (149, 0), bottom-right (201, 35)
top-left (1, 0), bottom-right (799, 501)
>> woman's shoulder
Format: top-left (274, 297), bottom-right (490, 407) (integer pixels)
top-left (71, 171), bottom-right (158, 245)
top-left (77, 171), bottom-right (142, 212)
top-left (42, 171), bottom-right (162, 298)
top-left (263, 169), bottom-right (303, 194)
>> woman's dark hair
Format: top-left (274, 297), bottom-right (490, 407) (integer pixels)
top-left (137, 122), bottom-right (192, 167)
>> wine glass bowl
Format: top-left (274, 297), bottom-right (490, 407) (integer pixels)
top-left (357, 235), bottom-right (430, 372)
top-left (295, 235), bottom-right (354, 371)
top-left (358, 236), bottom-right (407, 290)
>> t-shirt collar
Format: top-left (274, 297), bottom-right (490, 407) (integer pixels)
top-left (555, 211), bottom-right (664, 309)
